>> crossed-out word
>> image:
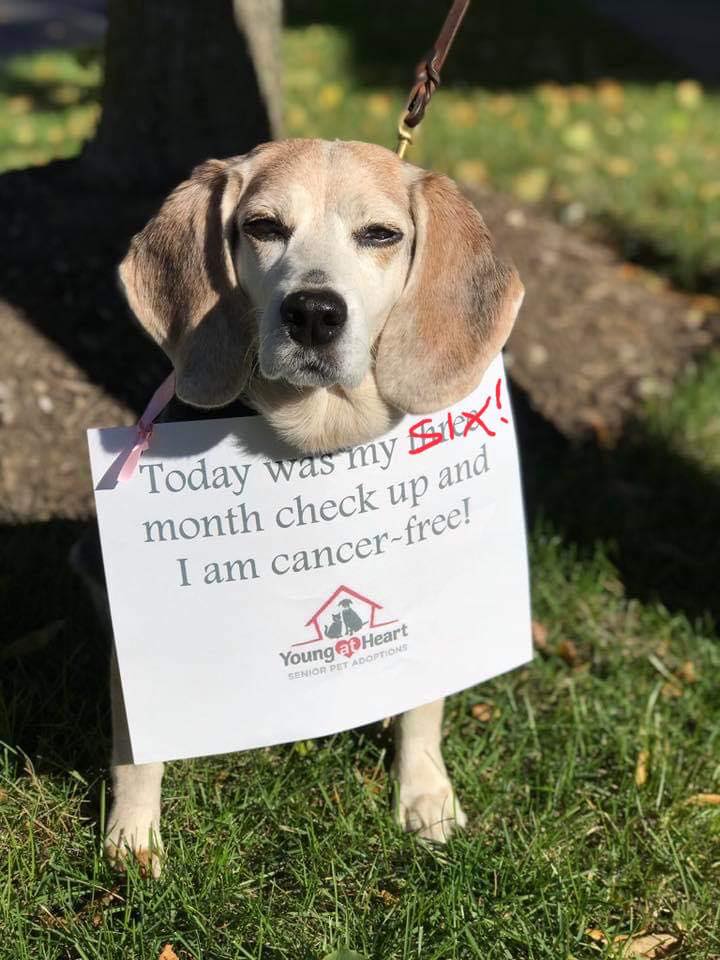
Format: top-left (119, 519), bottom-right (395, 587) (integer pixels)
top-left (408, 378), bottom-right (509, 455)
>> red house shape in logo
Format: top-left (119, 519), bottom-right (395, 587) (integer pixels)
top-left (295, 584), bottom-right (398, 647)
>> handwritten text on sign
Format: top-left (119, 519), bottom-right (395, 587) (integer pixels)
top-left (87, 355), bottom-right (531, 765)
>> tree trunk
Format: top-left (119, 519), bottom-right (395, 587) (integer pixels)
top-left (85, 0), bottom-right (282, 191)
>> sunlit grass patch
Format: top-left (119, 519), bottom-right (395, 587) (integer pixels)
top-left (0, 48), bottom-right (101, 172)
top-left (2, 522), bottom-right (719, 957)
top-left (282, 25), bottom-right (720, 290)
top-left (644, 350), bottom-right (720, 470)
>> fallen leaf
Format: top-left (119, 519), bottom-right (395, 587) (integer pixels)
top-left (569, 84), bottom-right (592, 103)
top-left (605, 156), bottom-right (635, 178)
top-left (51, 84), bottom-right (82, 105)
top-left (12, 122), bottom-right (36, 146)
top-left (586, 927), bottom-right (607, 943)
top-left (596, 79), bottom-right (625, 111)
top-left (618, 932), bottom-right (681, 958)
top-left (686, 793), bottom-right (720, 805)
top-left (66, 108), bottom-right (99, 138)
top-left (448, 100), bottom-right (478, 127)
top-left (454, 159), bottom-right (488, 186)
top-left (471, 702), bottom-right (498, 723)
top-left (683, 308), bottom-right (705, 330)
top-left (366, 93), bottom-right (392, 118)
top-left (37, 905), bottom-right (67, 928)
top-left (618, 262), bottom-right (642, 279)
top-left (579, 409), bottom-right (613, 446)
top-left (661, 682), bottom-right (683, 700)
top-left (361, 769), bottom-right (385, 796)
top-left (285, 105), bottom-right (308, 130)
top-left (563, 120), bottom-right (595, 151)
top-left (601, 577), bottom-right (624, 597)
top-left (318, 83), bottom-right (344, 109)
top-left (512, 167), bottom-right (549, 202)
top-left (158, 946), bottom-right (179, 960)
top-left (46, 126), bottom-right (65, 145)
top-left (677, 660), bottom-right (697, 684)
top-left (691, 294), bottom-right (720, 315)
top-left (531, 620), bottom-right (548, 651)
top-left (32, 57), bottom-right (61, 81)
top-left (331, 785), bottom-right (344, 810)
top-left (486, 93), bottom-right (515, 115)
top-left (635, 749), bottom-right (650, 787)
top-left (7, 95), bottom-right (34, 115)
top-left (537, 83), bottom-right (569, 108)
top-left (505, 208), bottom-right (527, 228)
top-left (547, 104), bottom-right (568, 127)
top-left (654, 145), bottom-right (677, 167)
top-left (675, 79), bottom-right (702, 109)
top-left (527, 343), bottom-right (549, 366)
top-left (557, 638), bottom-right (579, 666)
top-left (375, 888), bottom-right (398, 905)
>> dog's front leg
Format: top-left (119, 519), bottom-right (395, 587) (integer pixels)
top-left (393, 698), bottom-right (466, 842)
top-left (104, 649), bottom-right (164, 877)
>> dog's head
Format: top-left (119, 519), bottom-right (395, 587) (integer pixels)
top-left (120, 139), bottom-right (523, 416)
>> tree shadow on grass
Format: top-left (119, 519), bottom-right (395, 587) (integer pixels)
top-left (512, 383), bottom-right (720, 628)
top-left (0, 518), bottom-right (111, 774)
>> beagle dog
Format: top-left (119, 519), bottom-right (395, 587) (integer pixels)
top-left (102, 138), bottom-right (523, 876)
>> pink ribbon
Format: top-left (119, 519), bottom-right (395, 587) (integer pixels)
top-left (96, 371), bottom-right (176, 490)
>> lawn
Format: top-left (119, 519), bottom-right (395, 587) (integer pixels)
top-left (1, 20), bottom-right (720, 960)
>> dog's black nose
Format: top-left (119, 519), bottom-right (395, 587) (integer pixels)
top-left (280, 289), bottom-right (347, 347)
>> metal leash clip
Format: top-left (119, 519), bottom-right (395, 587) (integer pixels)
top-left (395, 0), bottom-right (471, 158)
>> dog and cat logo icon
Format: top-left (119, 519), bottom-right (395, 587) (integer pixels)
top-left (296, 585), bottom-right (399, 659)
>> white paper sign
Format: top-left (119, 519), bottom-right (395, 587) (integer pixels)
top-left (87, 355), bottom-right (531, 764)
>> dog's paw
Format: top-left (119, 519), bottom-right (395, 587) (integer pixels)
top-left (394, 772), bottom-right (467, 843)
top-left (104, 805), bottom-right (164, 879)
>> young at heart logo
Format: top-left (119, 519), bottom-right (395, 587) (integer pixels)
top-left (278, 584), bottom-right (410, 676)
top-left (297, 584), bottom-right (398, 647)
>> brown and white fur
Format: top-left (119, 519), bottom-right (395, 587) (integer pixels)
top-left (105, 139), bottom-right (523, 877)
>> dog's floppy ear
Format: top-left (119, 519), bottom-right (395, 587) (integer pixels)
top-left (119, 158), bottom-right (253, 408)
top-left (375, 171), bottom-right (524, 414)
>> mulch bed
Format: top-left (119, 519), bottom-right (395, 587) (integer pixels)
top-left (479, 190), bottom-right (717, 440)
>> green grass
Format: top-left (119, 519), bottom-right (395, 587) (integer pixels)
top-left (281, 26), bottom-right (720, 291)
top-left (645, 353), bottom-right (720, 471)
top-left (2, 526), bottom-right (720, 957)
top-left (2, 20), bottom-right (720, 960)
top-left (0, 48), bottom-right (100, 171)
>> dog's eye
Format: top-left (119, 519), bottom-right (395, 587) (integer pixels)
top-left (243, 217), bottom-right (290, 242)
top-left (355, 224), bottom-right (404, 247)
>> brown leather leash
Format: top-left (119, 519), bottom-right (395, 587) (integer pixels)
top-left (396, 0), bottom-right (471, 158)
